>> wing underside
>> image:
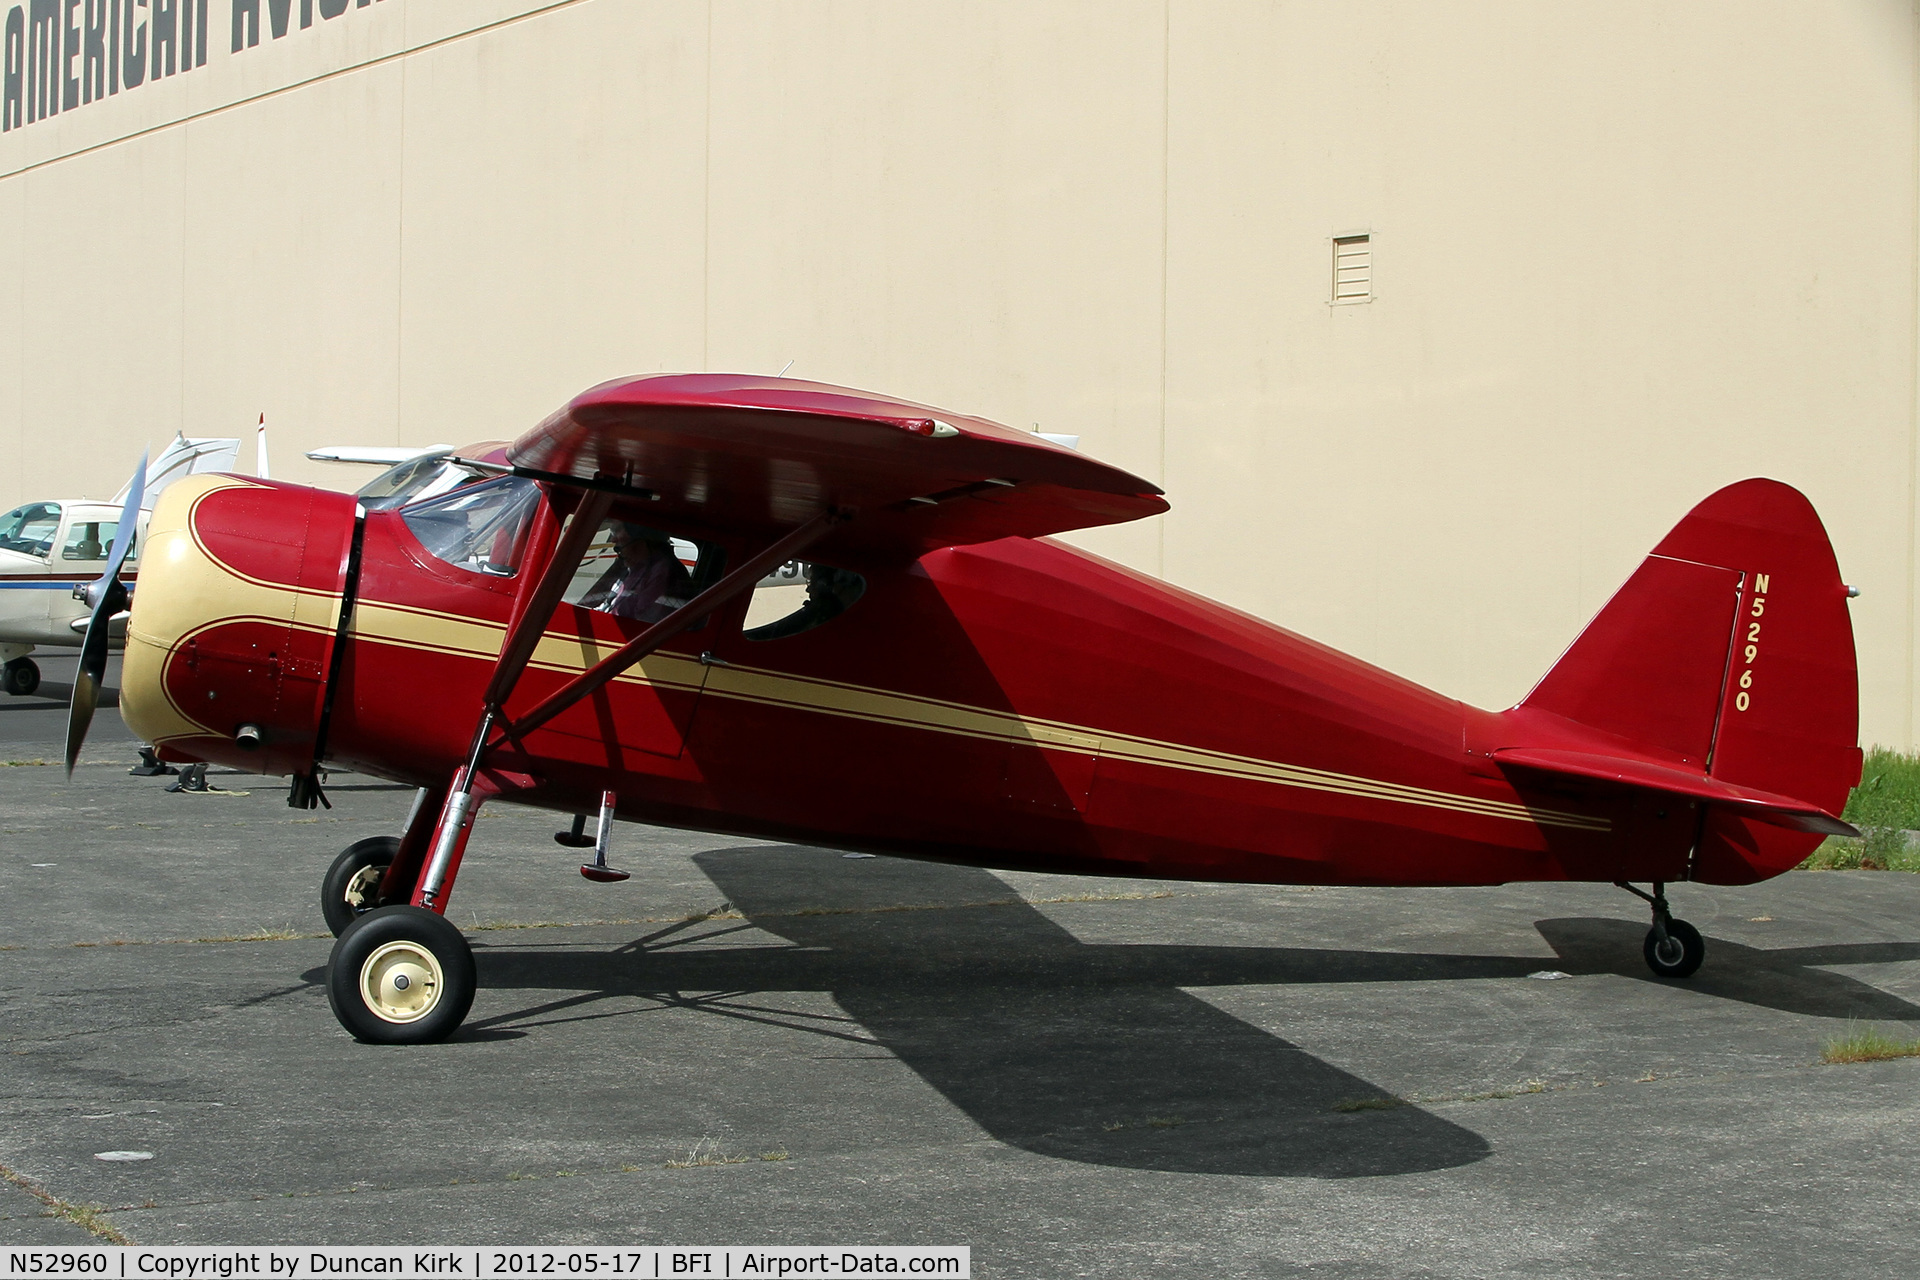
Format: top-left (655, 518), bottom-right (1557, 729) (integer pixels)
top-left (505, 374), bottom-right (1168, 558)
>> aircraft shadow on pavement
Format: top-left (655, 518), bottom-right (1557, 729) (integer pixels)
top-left (461, 849), bottom-right (1920, 1179)
top-left (470, 845), bottom-right (1494, 1179)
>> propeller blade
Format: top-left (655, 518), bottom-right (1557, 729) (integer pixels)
top-left (100, 449), bottom-right (147, 586)
top-left (66, 451), bottom-right (147, 778)
top-left (63, 656), bottom-right (100, 778)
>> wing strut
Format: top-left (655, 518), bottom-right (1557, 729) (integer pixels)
top-left (480, 488), bottom-right (615, 715)
top-left (405, 505), bottom-right (850, 914)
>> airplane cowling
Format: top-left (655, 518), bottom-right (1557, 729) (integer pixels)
top-left (121, 476), bottom-right (355, 775)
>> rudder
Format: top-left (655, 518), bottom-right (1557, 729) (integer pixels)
top-left (1519, 479), bottom-right (1861, 883)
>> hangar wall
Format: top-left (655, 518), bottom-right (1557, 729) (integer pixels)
top-left (3, 1), bottom-right (1918, 747)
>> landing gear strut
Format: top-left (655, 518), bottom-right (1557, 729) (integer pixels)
top-left (1617, 881), bottom-right (1705, 978)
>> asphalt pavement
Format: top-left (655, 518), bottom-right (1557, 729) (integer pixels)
top-left (3, 679), bottom-right (1919, 1275)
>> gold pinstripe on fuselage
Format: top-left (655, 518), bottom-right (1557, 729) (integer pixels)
top-left (123, 475), bottom-right (1610, 835)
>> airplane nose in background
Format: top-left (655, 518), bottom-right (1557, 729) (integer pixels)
top-left (120, 476), bottom-right (357, 774)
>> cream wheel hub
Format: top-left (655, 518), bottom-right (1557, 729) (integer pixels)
top-left (360, 940), bottom-right (444, 1023)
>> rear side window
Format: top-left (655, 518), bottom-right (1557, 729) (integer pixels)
top-left (743, 562), bottom-right (866, 641)
top-left (402, 477), bottom-right (542, 577)
top-left (60, 518), bottom-right (131, 562)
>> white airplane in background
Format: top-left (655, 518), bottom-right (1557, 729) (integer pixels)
top-left (0, 434), bottom-right (246, 696)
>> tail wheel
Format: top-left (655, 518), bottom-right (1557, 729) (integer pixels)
top-left (327, 906), bottom-right (476, 1044)
top-left (1643, 918), bottom-right (1705, 979)
top-left (321, 836), bottom-right (402, 936)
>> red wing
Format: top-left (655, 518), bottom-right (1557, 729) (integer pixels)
top-left (506, 374), bottom-right (1167, 558)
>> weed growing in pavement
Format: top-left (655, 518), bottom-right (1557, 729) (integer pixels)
top-left (663, 1139), bottom-right (789, 1169)
top-left (0, 1162), bottom-right (131, 1244)
top-left (1821, 1022), bottom-right (1920, 1064)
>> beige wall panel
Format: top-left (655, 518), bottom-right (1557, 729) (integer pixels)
top-left (0, 0), bottom-right (1914, 757)
top-left (705, 1), bottom-right (1170, 570)
top-left (10, 131), bottom-right (187, 498)
top-left (175, 61), bottom-right (404, 487)
top-left (395, 0), bottom-right (709, 452)
top-left (1164, 1), bottom-right (1919, 748)
top-left (0, 173), bottom-right (21, 493)
top-left (402, 0), bottom-right (592, 46)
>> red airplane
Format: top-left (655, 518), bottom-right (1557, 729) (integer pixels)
top-left (65, 374), bottom-right (1863, 1044)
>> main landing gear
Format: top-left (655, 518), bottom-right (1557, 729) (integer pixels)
top-left (2, 657), bottom-right (39, 697)
top-left (322, 784), bottom-right (477, 1044)
top-left (1616, 881), bottom-right (1705, 979)
top-left (322, 779), bottom-right (636, 1041)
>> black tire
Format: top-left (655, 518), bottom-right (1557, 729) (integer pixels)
top-left (321, 836), bottom-right (402, 937)
top-left (326, 906), bottom-right (476, 1044)
top-left (1643, 918), bottom-right (1705, 979)
top-left (2, 658), bottom-right (39, 697)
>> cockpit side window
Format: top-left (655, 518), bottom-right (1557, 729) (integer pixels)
top-left (563, 519), bottom-right (723, 626)
top-left (742, 562), bottom-right (866, 641)
top-left (0, 504), bottom-right (62, 558)
top-left (401, 477), bottom-right (542, 577)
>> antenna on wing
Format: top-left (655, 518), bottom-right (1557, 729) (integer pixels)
top-left (777, 358), bottom-right (796, 378)
top-left (255, 414), bottom-right (270, 479)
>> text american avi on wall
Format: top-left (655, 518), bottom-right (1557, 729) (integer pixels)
top-left (2, 0), bottom-right (383, 131)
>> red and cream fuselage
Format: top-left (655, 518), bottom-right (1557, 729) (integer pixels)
top-left (118, 468), bottom-right (1844, 898)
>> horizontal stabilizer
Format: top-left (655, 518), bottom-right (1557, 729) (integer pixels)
top-left (1491, 747), bottom-right (1858, 838)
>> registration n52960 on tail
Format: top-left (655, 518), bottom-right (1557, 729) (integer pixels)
top-left (94, 375), bottom-right (1860, 1042)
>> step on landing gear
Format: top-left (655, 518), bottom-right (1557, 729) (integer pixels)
top-left (578, 790), bottom-right (629, 883)
top-left (1617, 881), bottom-right (1705, 978)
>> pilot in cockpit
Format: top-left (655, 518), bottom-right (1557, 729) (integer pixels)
top-left (584, 522), bottom-right (692, 624)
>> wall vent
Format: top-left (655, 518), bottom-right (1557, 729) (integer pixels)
top-left (1332, 234), bottom-right (1372, 304)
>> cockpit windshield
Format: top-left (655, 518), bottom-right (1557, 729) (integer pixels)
top-left (0, 503), bottom-right (61, 557)
top-left (357, 451), bottom-right (477, 511)
top-left (400, 477), bottom-right (542, 577)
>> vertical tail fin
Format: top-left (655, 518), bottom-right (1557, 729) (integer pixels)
top-left (1517, 479), bottom-right (1861, 883)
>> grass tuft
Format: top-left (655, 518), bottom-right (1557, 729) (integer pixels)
top-left (1803, 748), bottom-right (1920, 871)
top-left (1332, 1097), bottom-right (1407, 1113)
top-left (664, 1139), bottom-right (752, 1169)
top-left (0, 1162), bottom-right (132, 1244)
top-left (1821, 1022), bottom-right (1920, 1064)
